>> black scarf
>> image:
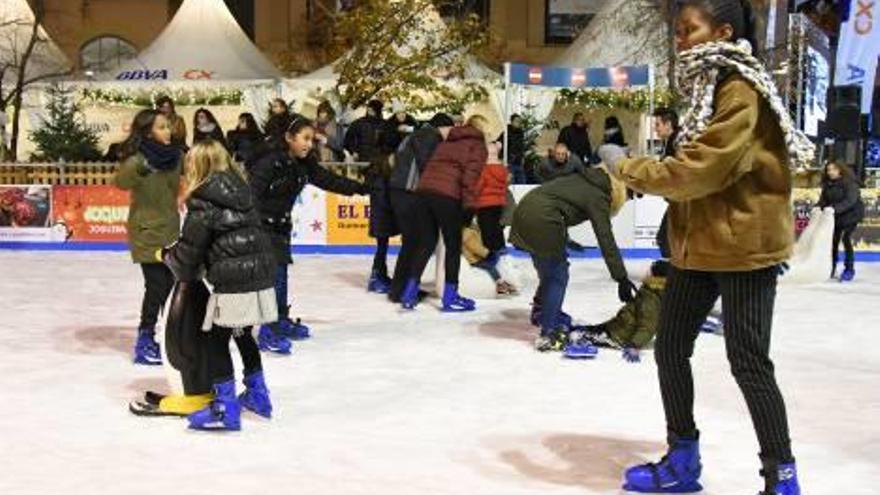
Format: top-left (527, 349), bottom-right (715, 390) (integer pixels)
top-left (140, 139), bottom-right (182, 171)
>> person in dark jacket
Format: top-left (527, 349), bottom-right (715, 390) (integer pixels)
top-left (652, 107), bottom-right (680, 260)
top-left (385, 102), bottom-right (418, 152)
top-left (387, 113), bottom-right (455, 302)
top-left (536, 143), bottom-right (586, 183)
top-left (497, 114), bottom-right (527, 184)
top-left (249, 117), bottom-right (368, 351)
top-left (602, 116), bottom-right (627, 147)
top-left (818, 161), bottom-right (865, 281)
top-left (365, 152), bottom-right (399, 294)
top-left (192, 108), bottom-right (226, 147)
top-left (401, 115), bottom-right (489, 311)
top-left (557, 112), bottom-right (592, 164)
top-left (344, 100), bottom-right (389, 163)
top-left (227, 113), bottom-right (263, 163)
top-left (161, 140), bottom-right (277, 432)
top-left (315, 101), bottom-right (345, 162)
top-left (509, 166), bottom-right (635, 352)
top-left (114, 109), bottom-right (183, 367)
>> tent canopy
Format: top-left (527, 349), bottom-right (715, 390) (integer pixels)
top-left (94, 0), bottom-right (282, 84)
top-left (1, 0), bottom-right (71, 89)
top-left (555, 0), bottom-right (668, 85)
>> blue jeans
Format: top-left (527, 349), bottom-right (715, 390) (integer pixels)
top-left (508, 160), bottom-right (527, 185)
top-left (273, 264), bottom-right (288, 319)
top-left (531, 254), bottom-right (570, 335)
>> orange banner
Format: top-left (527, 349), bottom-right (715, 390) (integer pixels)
top-left (53, 185), bottom-right (130, 242)
top-left (326, 194), bottom-right (372, 245)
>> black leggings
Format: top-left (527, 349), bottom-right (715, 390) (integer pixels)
top-left (477, 206), bottom-right (506, 253)
top-left (207, 326), bottom-right (263, 385)
top-left (372, 237), bottom-right (390, 276)
top-left (656, 266), bottom-right (792, 463)
top-left (410, 194), bottom-right (464, 285)
top-left (139, 263), bottom-right (175, 331)
top-left (389, 190), bottom-right (422, 301)
top-left (832, 224), bottom-right (856, 271)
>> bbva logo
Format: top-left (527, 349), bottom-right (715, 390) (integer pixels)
top-left (115, 69), bottom-right (168, 81)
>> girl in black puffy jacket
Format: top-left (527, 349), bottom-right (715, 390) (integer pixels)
top-left (818, 161), bottom-right (865, 281)
top-left (163, 140), bottom-right (279, 432)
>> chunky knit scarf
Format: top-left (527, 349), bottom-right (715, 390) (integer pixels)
top-left (675, 40), bottom-right (815, 171)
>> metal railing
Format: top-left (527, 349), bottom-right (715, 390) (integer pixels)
top-left (0, 161), bottom-right (371, 185)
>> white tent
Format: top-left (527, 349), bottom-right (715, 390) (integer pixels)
top-left (1, 0), bottom-right (71, 87)
top-left (555, 0), bottom-right (668, 83)
top-left (94, 0), bottom-right (282, 84)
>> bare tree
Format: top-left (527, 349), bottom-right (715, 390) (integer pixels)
top-left (1, 0), bottom-right (72, 161)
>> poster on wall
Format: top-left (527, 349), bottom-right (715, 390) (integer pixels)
top-left (793, 188), bottom-right (880, 251)
top-left (0, 186), bottom-right (55, 242)
top-left (545, 0), bottom-right (603, 44)
top-left (52, 185), bottom-right (130, 242)
top-left (803, 45), bottom-right (830, 137)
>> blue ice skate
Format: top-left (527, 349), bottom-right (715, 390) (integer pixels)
top-left (278, 316), bottom-right (310, 341)
top-left (442, 283), bottom-right (476, 312)
top-left (367, 271), bottom-right (392, 294)
top-left (563, 340), bottom-right (599, 359)
top-left (188, 379), bottom-right (241, 432)
top-left (623, 438), bottom-right (702, 493)
top-left (133, 329), bottom-right (162, 366)
top-left (258, 325), bottom-right (293, 355)
top-left (238, 371), bottom-right (272, 419)
top-left (840, 267), bottom-right (855, 282)
top-left (760, 460), bottom-right (800, 495)
top-left (400, 278), bottom-right (421, 310)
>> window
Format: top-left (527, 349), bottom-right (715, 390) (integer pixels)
top-left (438, 0), bottom-right (490, 22)
top-left (80, 36), bottom-right (138, 73)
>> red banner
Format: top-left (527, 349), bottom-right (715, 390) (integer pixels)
top-left (52, 185), bottom-right (130, 242)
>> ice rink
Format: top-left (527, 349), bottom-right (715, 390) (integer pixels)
top-left (0, 251), bottom-right (877, 495)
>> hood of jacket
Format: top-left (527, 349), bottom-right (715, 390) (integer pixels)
top-left (447, 125), bottom-right (485, 143)
top-left (190, 170), bottom-right (253, 212)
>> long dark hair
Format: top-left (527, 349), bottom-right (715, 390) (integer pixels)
top-left (823, 161), bottom-right (857, 184)
top-left (119, 109), bottom-right (160, 160)
top-left (193, 107), bottom-right (221, 130)
top-left (677, 0), bottom-right (758, 50)
top-left (236, 113), bottom-right (262, 138)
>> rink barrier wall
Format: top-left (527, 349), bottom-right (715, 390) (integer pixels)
top-left (3, 241), bottom-right (880, 262)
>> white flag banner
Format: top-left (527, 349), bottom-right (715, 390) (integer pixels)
top-left (834, 0), bottom-right (880, 112)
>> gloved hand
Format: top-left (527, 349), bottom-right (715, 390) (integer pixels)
top-left (596, 144), bottom-right (627, 172)
top-left (617, 278), bottom-right (638, 303)
top-left (622, 346), bottom-right (641, 363)
top-left (774, 262), bottom-right (790, 277)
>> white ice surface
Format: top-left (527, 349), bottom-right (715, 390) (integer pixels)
top-left (0, 251), bottom-right (878, 495)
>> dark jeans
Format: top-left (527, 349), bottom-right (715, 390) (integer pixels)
top-left (656, 210), bottom-right (671, 259)
top-left (372, 236), bottom-right (390, 277)
top-left (389, 190), bottom-right (421, 301)
top-left (273, 264), bottom-right (288, 318)
top-left (832, 224), bottom-right (856, 271)
top-left (139, 263), bottom-right (175, 331)
top-left (531, 254), bottom-right (570, 335)
top-left (477, 206), bottom-right (506, 253)
top-left (656, 266), bottom-right (793, 462)
top-left (207, 326), bottom-right (262, 385)
top-left (508, 160), bottom-right (527, 185)
top-left (410, 193), bottom-right (464, 285)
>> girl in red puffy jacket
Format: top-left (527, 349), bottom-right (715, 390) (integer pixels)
top-left (474, 141), bottom-right (509, 256)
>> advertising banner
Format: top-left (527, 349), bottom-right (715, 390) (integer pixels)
top-left (834, 0), bottom-right (880, 112)
top-left (326, 193), bottom-right (372, 245)
top-left (0, 185), bottom-right (55, 242)
top-left (52, 185), bottom-right (130, 242)
top-left (509, 63), bottom-right (650, 89)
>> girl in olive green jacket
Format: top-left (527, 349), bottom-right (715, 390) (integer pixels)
top-left (114, 109), bottom-right (182, 366)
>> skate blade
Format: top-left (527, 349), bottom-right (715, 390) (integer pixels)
top-left (622, 481), bottom-right (703, 493)
top-left (128, 401), bottom-right (187, 418)
top-left (563, 352), bottom-right (598, 360)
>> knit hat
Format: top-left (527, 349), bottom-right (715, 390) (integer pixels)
top-left (391, 100), bottom-right (406, 114)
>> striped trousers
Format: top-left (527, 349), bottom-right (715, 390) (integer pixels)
top-left (656, 265), bottom-right (793, 462)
